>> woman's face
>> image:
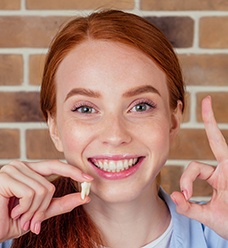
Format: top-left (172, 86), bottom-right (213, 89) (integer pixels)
top-left (49, 40), bottom-right (182, 203)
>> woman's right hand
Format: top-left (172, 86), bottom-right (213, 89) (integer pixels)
top-left (0, 160), bottom-right (93, 242)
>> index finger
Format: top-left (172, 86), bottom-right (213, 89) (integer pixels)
top-left (202, 96), bottom-right (228, 163)
top-left (25, 160), bottom-right (93, 183)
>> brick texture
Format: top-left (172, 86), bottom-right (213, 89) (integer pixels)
top-left (170, 129), bottom-right (228, 160)
top-left (183, 92), bottom-right (190, 123)
top-left (0, 16), bottom-right (68, 48)
top-left (29, 54), bottom-right (45, 85)
top-left (0, 0), bottom-right (20, 10)
top-left (0, 55), bottom-right (23, 85)
top-left (141, 0), bottom-right (228, 11)
top-left (160, 165), bottom-right (183, 193)
top-left (160, 165), bottom-right (213, 197)
top-left (26, 0), bottom-right (134, 10)
top-left (192, 178), bottom-right (213, 197)
top-left (179, 54), bottom-right (228, 86)
top-left (26, 129), bottom-right (64, 159)
top-left (0, 129), bottom-right (20, 159)
top-left (0, 92), bottom-right (43, 122)
top-left (196, 93), bottom-right (228, 123)
top-left (200, 17), bottom-right (228, 48)
top-left (145, 17), bottom-right (194, 48)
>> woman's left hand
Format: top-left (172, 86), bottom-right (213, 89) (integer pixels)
top-left (171, 96), bottom-right (228, 239)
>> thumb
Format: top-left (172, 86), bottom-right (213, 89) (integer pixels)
top-left (170, 191), bottom-right (208, 224)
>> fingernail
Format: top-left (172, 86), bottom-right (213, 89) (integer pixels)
top-left (11, 207), bottom-right (20, 219)
top-left (82, 173), bottom-right (93, 180)
top-left (22, 220), bottom-right (30, 231)
top-left (34, 222), bottom-right (41, 235)
top-left (11, 212), bottom-right (20, 220)
top-left (170, 194), bottom-right (178, 206)
top-left (182, 190), bottom-right (188, 200)
top-left (83, 197), bottom-right (91, 204)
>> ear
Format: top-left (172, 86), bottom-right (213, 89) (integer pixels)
top-left (169, 100), bottom-right (183, 142)
top-left (47, 112), bottom-right (64, 152)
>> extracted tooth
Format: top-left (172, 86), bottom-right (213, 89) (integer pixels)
top-left (81, 181), bottom-right (91, 200)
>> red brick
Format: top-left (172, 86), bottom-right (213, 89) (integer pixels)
top-left (200, 17), bottom-right (228, 48)
top-left (0, 92), bottom-right (44, 122)
top-left (0, 129), bottom-right (20, 159)
top-left (196, 93), bottom-right (228, 123)
top-left (26, 129), bottom-right (64, 159)
top-left (183, 92), bottom-right (190, 123)
top-left (160, 165), bottom-right (183, 193)
top-left (0, 55), bottom-right (23, 85)
top-left (160, 165), bottom-right (212, 197)
top-left (170, 129), bottom-right (228, 160)
top-left (29, 54), bottom-right (46, 85)
top-left (141, 0), bottom-right (228, 10)
top-left (26, 0), bottom-right (134, 10)
top-left (179, 54), bottom-right (228, 86)
top-left (192, 178), bottom-right (213, 197)
top-left (145, 16), bottom-right (194, 48)
top-left (0, 16), bottom-right (68, 48)
top-left (0, 0), bottom-right (20, 10)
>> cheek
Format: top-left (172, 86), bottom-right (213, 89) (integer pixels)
top-left (143, 122), bottom-right (171, 153)
top-left (59, 123), bottom-right (91, 158)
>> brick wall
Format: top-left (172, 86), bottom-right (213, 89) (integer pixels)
top-left (0, 0), bottom-right (227, 199)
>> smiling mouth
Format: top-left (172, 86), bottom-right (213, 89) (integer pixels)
top-left (89, 157), bottom-right (140, 173)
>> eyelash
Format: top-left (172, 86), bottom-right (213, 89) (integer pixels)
top-left (129, 99), bottom-right (157, 113)
top-left (71, 99), bottom-right (157, 114)
top-left (71, 102), bottom-right (97, 114)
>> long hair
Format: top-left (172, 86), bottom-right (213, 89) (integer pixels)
top-left (12, 177), bottom-right (103, 247)
top-left (12, 9), bottom-right (185, 247)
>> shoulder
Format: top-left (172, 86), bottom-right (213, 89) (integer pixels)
top-left (159, 188), bottom-right (228, 248)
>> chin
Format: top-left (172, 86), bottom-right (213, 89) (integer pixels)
top-left (90, 181), bottom-right (151, 205)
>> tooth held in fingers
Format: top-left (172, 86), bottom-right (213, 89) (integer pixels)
top-left (81, 181), bottom-right (91, 200)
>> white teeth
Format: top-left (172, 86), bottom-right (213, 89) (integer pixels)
top-left (109, 161), bottom-right (115, 171)
top-left (117, 160), bottom-right (123, 172)
top-left (129, 159), bottom-right (133, 166)
top-left (81, 181), bottom-right (91, 200)
top-left (104, 160), bottom-right (109, 171)
top-left (92, 158), bottom-right (139, 173)
top-left (98, 160), bottom-right (103, 169)
top-left (124, 159), bottom-right (129, 169)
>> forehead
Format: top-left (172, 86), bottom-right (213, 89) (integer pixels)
top-left (55, 40), bottom-right (169, 98)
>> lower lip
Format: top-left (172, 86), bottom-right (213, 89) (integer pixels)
top-left (90, 157), bottom-right (144, 180)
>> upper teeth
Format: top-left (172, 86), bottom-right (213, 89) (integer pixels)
top-left (92, 158), bottom-right (138, 172)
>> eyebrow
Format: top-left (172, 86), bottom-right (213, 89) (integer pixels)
top-left (123, 85), bottom-right (161, 97)
top-left (65, 85), bottom-right (160, 102)
top-left (64, 88), bottom-right (101, 102)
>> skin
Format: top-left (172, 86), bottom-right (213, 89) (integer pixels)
top-left (50, 40), bottom-right (182, 202)
top-left (0, 40), bottom-right (228, 245)
top-left (48, 40), bottom-right (182, 246)
top-left (171, 96), bottom-right (228, 239)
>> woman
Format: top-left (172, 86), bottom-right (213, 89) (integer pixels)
top-left (0, 10), bottom-right (228, 248)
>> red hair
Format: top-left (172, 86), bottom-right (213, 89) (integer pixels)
top-left (12, 9), bottom-right (185, 247)
top-left (40, 9), bottom-right (185, 121)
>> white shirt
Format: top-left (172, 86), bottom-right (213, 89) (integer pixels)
top-left (142, 219), bottom-right (172, 248)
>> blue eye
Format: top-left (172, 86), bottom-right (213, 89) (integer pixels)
top-left (133, 103), bottom-right (150, 112)
top-left (130, 101), bottom-right (156, 113)
top-left (72, 105), bottom-right (96, 114)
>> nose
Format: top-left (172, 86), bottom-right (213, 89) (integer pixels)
top-left (100, 113), bottom-right (132, 147)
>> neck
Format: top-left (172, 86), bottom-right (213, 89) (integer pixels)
top-left (84, 185), bottom-right (171, 248)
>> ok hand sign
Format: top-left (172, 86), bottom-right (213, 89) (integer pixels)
top-left (171, 96), bottom-right (228, 239)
